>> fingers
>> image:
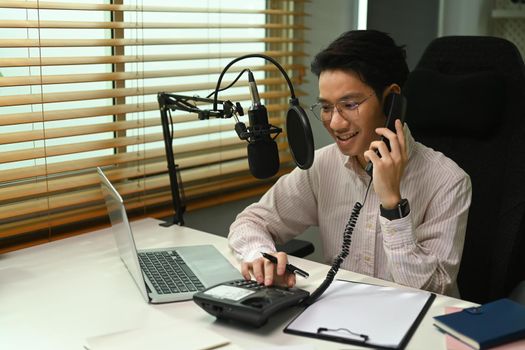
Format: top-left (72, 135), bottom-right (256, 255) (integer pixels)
top-left (251, 258), bottom-right (265, 284)
top-left (242, 252), bottom-right (297, 288)
top-left (263, 252), bottom-right (288, 286)
top-left (363, 147), bottom-right (380, 166)
top-left (243, 256), bottom-right (275, 285)
top-left (263, 257), bottom-right (275, 286)
top-left (286, 272), bottom-right (297, 288)
top-left (274, 252), bottom-right (296, 287)
top-left (368, 121), bottom-right (407, 166)
top-left (365, 140), bottom-right (392, 175)
top-left (374, 128), bottom-right (399, 158)
top-left (275, 251), bottom-right (288, 276)
top-left (395, 119), bottom-right (407, 160)
top-left (241, 262), bottom-right (252, 280)
top-left (370, 139), bottom-right (392, 160)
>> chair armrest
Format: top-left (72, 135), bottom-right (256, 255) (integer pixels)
top-left (276, 239), bottom-right (314, 258)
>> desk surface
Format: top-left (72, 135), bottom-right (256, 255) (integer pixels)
top-left (0, 218), bottom-right (475, 350)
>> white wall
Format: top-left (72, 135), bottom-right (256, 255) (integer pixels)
top-left (303, 0), bottom-right (360, 148)
top-left (367, 0), bottom-right (440, 70)
top-left (438, 0), bottom-right (492, 37)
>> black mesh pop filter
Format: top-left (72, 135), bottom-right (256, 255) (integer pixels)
top-left (287, 99), bottom-right (314, 169)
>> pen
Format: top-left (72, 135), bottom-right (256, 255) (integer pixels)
top-left (261, 252), bottom-right (309, 278)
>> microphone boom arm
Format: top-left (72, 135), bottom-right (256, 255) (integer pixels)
top-left (157, 92), bottom-right (244, 227)
top-left (159, 92), bottom-right (242, 120)
top-left (157, 53), bottom-right (303, 227)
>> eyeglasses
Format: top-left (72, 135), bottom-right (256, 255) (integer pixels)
top-left (309, 93), bottom-right (374, 122)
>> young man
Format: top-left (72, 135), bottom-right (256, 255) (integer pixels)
top-left (228, 30), bottom-right (472, 297)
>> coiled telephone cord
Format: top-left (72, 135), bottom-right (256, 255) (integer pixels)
top-left (303, 179), bottom-right (372, 305)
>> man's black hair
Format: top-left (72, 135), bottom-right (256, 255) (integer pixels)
top-left (311, 30), bottom-right (409, 99)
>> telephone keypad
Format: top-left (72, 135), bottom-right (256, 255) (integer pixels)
top-left (231, 279), bottom-right (264, 289)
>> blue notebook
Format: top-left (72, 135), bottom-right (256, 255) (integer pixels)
top-left (433, 298), bottom-right (525, 349)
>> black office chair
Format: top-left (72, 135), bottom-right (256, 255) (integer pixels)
top-left (276, 239), bottom-right (314, 258)
top-left (403, 36), bottom-right (525, 304)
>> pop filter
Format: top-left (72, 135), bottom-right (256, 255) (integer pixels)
top-left (287, 98), bottom-right (314, 169)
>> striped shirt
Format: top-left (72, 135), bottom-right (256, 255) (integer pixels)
top-left (228, 126), bottom-right (472, 297)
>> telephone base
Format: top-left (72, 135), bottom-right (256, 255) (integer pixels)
top-left (193, 279), bottom-right (310, 327)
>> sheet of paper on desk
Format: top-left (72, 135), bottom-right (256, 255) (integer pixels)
top-left (84, 323), bottom-right (235, 350)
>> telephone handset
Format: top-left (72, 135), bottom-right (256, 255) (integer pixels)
top-left (364, 92), bottom-right (407, 177)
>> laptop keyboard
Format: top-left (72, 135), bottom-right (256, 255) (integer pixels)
top-left (138, 250), bottom-right (205, 294)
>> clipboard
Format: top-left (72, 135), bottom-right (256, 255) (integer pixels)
top-left (283, 279), bottom-right (435, 350)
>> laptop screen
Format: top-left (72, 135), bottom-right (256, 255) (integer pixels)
top-left (98, 167), bottom-right (149, 301)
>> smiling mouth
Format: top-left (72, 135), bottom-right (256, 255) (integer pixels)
top-left (336, 131), bottom-right (359, 141)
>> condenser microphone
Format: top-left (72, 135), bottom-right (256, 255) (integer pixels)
top-left (246, 71), bottom-right (280, 179)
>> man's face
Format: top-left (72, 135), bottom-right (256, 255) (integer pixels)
top-left (318, 69), bottom-right (386, 165)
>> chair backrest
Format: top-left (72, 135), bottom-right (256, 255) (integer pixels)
top-left (404, 36), bottom-right (525, 304)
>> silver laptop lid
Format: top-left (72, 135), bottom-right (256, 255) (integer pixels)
top-left (98, 167), bottom-right (149, 302)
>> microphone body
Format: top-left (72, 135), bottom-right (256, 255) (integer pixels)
top-left (247, 105), bottom-right (280, 179)
top-left (245, 72), bottom-right (280, 179)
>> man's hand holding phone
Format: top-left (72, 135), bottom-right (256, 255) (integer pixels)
top-left (364, 119), bottom-right (408, 209)
top-left (241, 251), bottom-right (296, 288)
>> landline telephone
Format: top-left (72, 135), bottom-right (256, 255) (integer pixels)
top-left (193, 93), bottom-right (407, 327)
top-left (193, 279), bottom-right (309, 327)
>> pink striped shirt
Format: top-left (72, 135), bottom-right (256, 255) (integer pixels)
top-left (228, 126), bottom-right (472, 297)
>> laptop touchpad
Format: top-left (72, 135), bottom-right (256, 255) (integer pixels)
top-left (177, 245), bottom-right (242, 286)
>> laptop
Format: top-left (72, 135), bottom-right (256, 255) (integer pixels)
top-left (97, 167), bottom-right (242, 303)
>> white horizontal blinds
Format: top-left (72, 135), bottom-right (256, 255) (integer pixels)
top-left (0, 0), bottom-right (308, 252)
top-left (265, 0), bottom-right (306, 152)
top-left (0, 0), bottom-right (113, 250)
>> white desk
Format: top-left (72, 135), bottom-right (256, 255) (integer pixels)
top-left (0, 218), bottom-right (475, 349)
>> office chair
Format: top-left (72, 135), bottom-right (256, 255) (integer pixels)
top-left (403, 36), bottom-right (525, 304)
top-left (276, 239), bottom-right (314, 258)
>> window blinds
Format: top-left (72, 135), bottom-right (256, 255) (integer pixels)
top-left (0, 0), bottom-right (308, 252)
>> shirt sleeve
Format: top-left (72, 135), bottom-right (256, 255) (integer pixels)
top-left (228, 166), bottom-right (319, 262)
top-left (380, 173), bottom-right (472, 295)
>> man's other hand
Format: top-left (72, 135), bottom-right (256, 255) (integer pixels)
top-left (241, 251), bottom-right (296, 288)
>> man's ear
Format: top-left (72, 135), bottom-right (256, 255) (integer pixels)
top-left (382, 84), bottom-right (401, 100)
top-left (380, 84), bottom-right (402, 119)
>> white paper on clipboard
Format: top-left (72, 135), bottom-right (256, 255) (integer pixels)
top-left (284, 280), bottom-right (434, 349)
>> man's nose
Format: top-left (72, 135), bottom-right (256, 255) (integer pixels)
top-left (329, 107), bottom-right (348, 128)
